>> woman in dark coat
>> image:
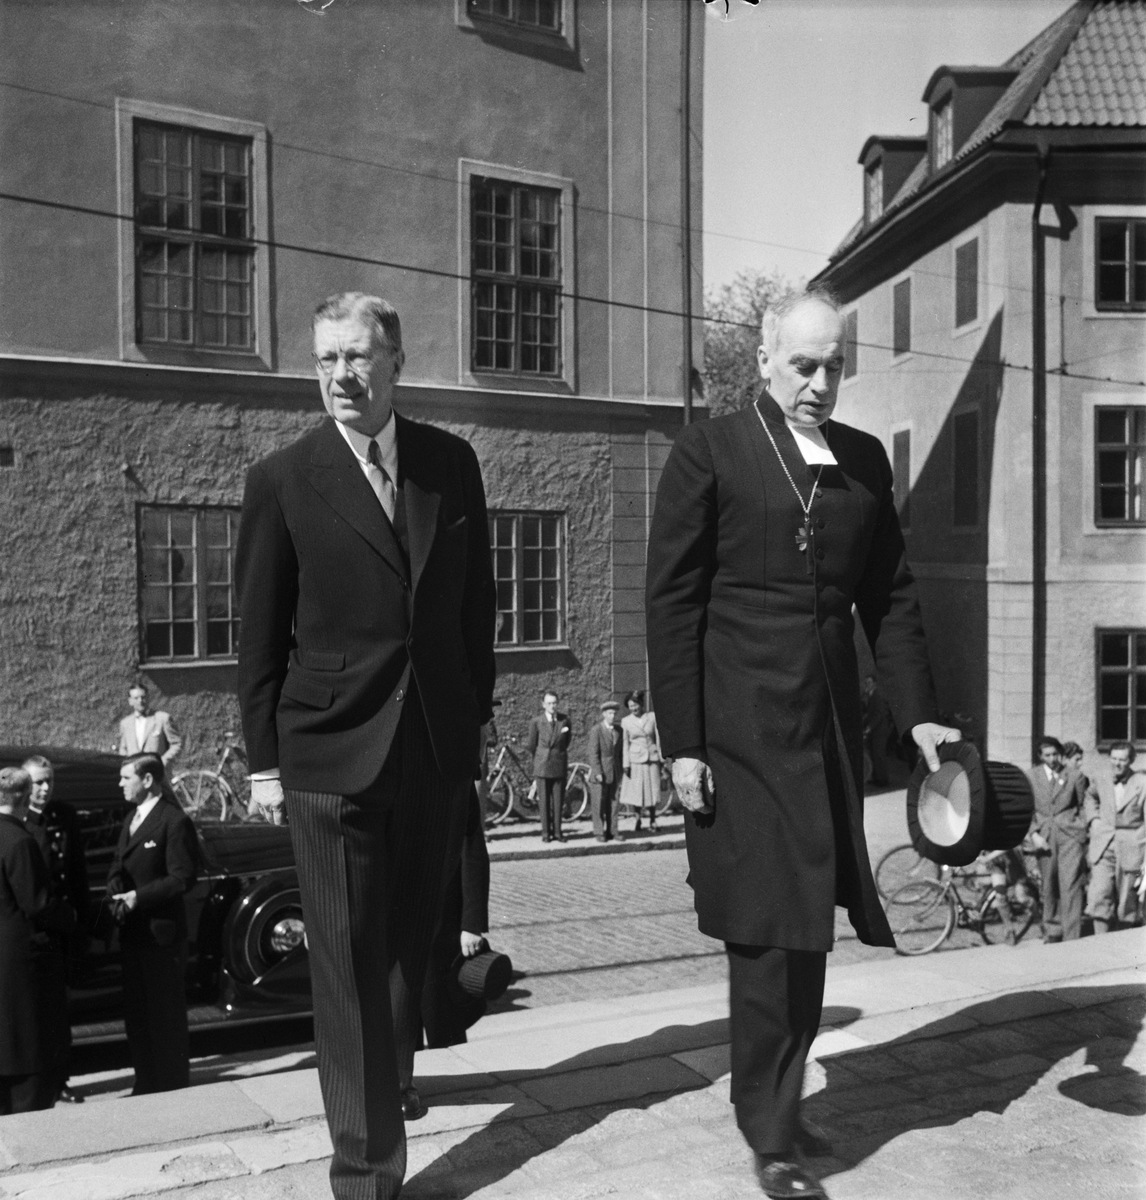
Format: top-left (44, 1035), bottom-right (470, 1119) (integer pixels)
top-left (0, 768), bottom-right (76, 1115)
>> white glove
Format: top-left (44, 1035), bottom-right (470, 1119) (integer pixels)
top-left (672, 756), bottom-right (715, 815)
top-left (250, 776), bottom-right (286, 825)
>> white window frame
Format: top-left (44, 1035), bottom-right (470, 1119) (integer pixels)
top-left (115, 97), bottom-right (272, 369)
top-left (1082, 205), bottom-right (1146, 321)
top-left (1080, 392), bottom-right (1146, 537)
top-left (457, 158), bottom-right (576, 392)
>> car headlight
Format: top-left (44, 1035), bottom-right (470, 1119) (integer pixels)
top-left (268, 916), bottom-right (306, 956)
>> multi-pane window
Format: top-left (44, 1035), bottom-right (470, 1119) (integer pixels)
top-left (139, 506), bottom-right (241, 660)
top-left (1095, 218), bottom-right (1146, 311)
top-left (865, 164), bottom-right (883, 224)
top-left (1095, 406), bottom-right (1146, 525)
top-left (135, 121), bottom-right (254, 349)
top-left (843, 310), bottom-right (858, 379)
top-left (468, 0), bottom-right (561, 30)
top-left (955, 238), bottom-right (979, 327)
top-left (892, 429), bottom-right (911, 529)
top-left (472, 178), bottom-right (561, 375)
top-left (489, 512), bottom-right (564, 646)
top-left (892, 279), bottom-right (911, 357)
top-left (933, 98), bottom-right (953, 169)
top-left (1097, 630), bottom-right (1146, 745)
top-left (953, 410), bottom-right (979, 527)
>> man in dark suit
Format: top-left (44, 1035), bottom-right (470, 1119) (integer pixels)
top-left (647, 290), bottom-right (959, 1200)
top-left (0, 768), bottom-right (76, 1115)
top-left (236, 293), bottom-right (496, 1200)
top-left (108, 753), bottom-right (198, 1095)
top-left (587, 700), bottom-right (623, 842)
top-left (22, 755), bottom-right (88, 1104)
top-left (1026, 736), bottom-right (1088, 941)
top-left (526, 691), bottom-right (571, 843)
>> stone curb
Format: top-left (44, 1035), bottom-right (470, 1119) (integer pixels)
top-left (2, 930), bottom-right (1141, 1200)
top-left (486, 818), bottom-right (686, 862)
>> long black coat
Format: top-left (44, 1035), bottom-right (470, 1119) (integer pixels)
top-left (0, 814), bottom-right (75, 1074)
top-left (236, 414), bottom-right (497, 794)
top-left (106, 796), bottom-right (198, 948)
top-left (646, 395), bottom-right (938, 951)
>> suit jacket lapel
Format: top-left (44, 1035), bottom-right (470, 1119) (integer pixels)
top-left (395, 414), bottom-right (441, 594)
top-left (127, 798), bottom-right (163, 850)
top-left (303, 420), bottom-right (408, 583)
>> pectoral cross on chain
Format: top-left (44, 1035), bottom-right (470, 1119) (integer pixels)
top-left (796, 524), bottom-right (814, 575)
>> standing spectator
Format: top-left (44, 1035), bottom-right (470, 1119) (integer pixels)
top-left (1027, 736), bottom-right (1089, 942)
top-left (526, 691), bottom-right (571, 843)
top-left (108, 754), bottom-right (198, 1094)
top-left (0, 768), bottom-right (76, 1115)
top-left (117, 684), bottom-right (182, 766)
top-left (587, 700), bottom-right (623, 842)
top-left (1084, 742), bottom-right (1146, 933)
top-left (1062, 742), bottom-right (1087, 785)
top-left (620, 691), bottom-right (663, 834)
top-left (22, 755), bottom-right (88, 1104)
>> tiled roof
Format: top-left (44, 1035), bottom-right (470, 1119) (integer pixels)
top-left (827, 1), bottom-right (1146, 263)
top-left (1025, 0), bottom-right (1146, 126)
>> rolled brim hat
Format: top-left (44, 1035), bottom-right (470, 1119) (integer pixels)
top-left (453, 949), bottom-right (513, 1003)
top-left (906, 741), bottom-right (1034, 867)
top-left (601, 700), bottom-right (619, 711)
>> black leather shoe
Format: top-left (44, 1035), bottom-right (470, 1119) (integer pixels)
top-left (56, 1086), bottom-right (84, 1104)
top-left (794, 1117), bottom-right (832, 1156)
top-left (754, 1156), bottom-right (828, 1198)
top-left (401, 1086), bottom-right (427, 1121)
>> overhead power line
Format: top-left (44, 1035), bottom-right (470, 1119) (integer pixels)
top-left (0, 188), bottom-right (1143, 391)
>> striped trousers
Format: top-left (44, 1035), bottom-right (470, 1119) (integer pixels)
top-left (286, 699), bottom-right (469, 1200)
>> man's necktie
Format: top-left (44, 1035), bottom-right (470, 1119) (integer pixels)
top-left (366, 439), bottom-right (397, 524)
top-left (129, 809), bottom-right (143, 836)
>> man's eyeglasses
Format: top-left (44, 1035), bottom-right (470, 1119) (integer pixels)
top-left (313, 350), bottom-right (377, 377)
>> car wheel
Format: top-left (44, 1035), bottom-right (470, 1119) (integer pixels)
top-left (223, 876), bottom-right (306, 986)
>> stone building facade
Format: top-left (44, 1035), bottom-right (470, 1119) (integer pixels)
top-left (0, 0), bottom-right (702, 767)
top-left (814, 1), bottom-right (1146, 767)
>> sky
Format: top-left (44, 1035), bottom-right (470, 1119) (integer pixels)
top-left (701, 0), bottom-right (1075, 293)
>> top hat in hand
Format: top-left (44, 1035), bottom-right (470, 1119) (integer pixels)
top-left (906, 741), bottom-right (1033, 867)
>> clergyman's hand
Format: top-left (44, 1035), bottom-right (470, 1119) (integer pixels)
top-left (250, 777), bottom-right (286, 825)
top-left (672, 756), bottom-right (715, 815)
top-left (910, 723), bottom-right (963, 773)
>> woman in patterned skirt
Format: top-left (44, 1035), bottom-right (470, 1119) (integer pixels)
top-left (620, 691), bottom-right (663, 834)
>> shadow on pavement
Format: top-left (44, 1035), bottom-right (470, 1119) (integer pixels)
top-left (404, 986), bottom-right (1143, 1196)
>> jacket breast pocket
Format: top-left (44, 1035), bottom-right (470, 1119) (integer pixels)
top-left (280, 672), bottom-right (334, 710)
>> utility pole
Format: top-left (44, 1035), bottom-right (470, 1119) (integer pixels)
top-left (680, 0), bottom-right (693, 424)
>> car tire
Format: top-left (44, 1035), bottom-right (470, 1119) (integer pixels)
top-left (222, 875), bottom-right (306, 986)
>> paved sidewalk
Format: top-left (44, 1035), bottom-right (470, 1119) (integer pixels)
top-left (1, 930), bottom-right (1142, 1200)
top-left (485, 816), bottom-right (686, 862)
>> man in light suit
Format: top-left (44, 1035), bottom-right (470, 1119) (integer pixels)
top-left (1026, 736), bottom-right (1088, 942)
top-left (587, 700), bottom-right (622, 842)
top-left (647, 290), bottom-right (957, 1199)
top-left (526, 690), bottom-right (571, 843)
top-left (117, 685), bottom-right (181, 766)
top-left (1084, 741), bottom-right (1146, 931)
top-left (236, 293), bottom-right (496, 1200)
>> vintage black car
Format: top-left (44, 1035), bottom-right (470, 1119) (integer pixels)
top-left (0, 745), bottom-right (311, 1039)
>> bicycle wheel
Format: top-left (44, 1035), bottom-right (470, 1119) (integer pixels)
top-left (484, 771), bottom-right (516, 827)
top-left (875, 843), bottom-right (940, 900)
top-left (172, 770), bottom-right (234, 822)
top-left (979, 888), bottom-right (1039, 946)
top-left (563, 765), bottom-right (591, 820)
top-left (515, 778), bottom-right (539, 820)
top-left (885, 880), bottom-right (956, 955)
top-left (655, 766), bottom-right (677, 816)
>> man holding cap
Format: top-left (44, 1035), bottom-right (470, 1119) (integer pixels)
top-left (587, 700), bottom-right (623, 842)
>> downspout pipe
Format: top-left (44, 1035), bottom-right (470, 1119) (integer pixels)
top-left (680, 0), bottom-right (693, 425)
top-left (1031, 146), bottom-right (1049, 755)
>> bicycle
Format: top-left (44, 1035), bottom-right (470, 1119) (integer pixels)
top-left (883, 854), bottom-right (1040, 955)
top-left (172, 731), bottom-right (250, 823)
top-left (515, 762), bottom-right (594, 822)
top-left (874, 842), bottom-right (941, 899)
top-left (483, 736), bottom-right (535, 827)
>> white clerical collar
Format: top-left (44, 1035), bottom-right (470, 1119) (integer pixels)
top-left (336, 412), bottom-right (398, 480)
top-left (787, 421), bottom-right (837, 465)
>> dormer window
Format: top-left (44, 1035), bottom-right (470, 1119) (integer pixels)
top-left (865, 163), bottom-right (883, 223)
top-left (934, 98), bottom-right (953, 168)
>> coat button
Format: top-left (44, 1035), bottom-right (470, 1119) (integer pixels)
top-left (815, 488), bottom-right (824, 498)
top-left (815, 548), bottom-right (825, 560)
